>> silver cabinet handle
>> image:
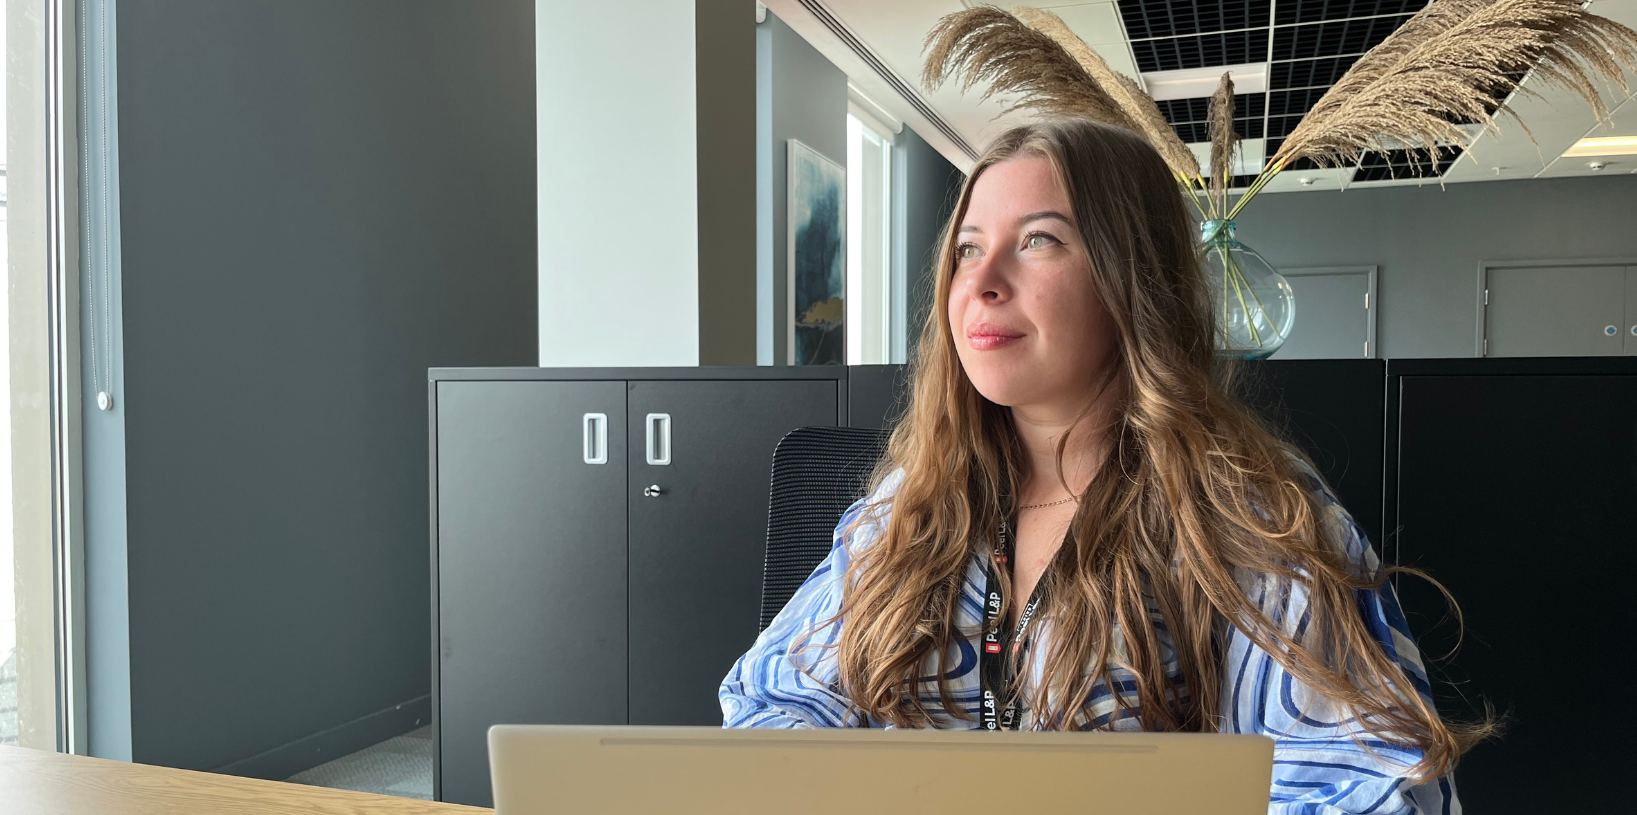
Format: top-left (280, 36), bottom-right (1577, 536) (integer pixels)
top-left (643, 484), bottom-right (663, 498)
top-left (582, 413), bottom-right (607, 464)
top-left (645, 413), bottom-right (671, 465)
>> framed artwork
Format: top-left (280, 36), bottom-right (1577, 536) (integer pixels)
top-left (787, 139), bottom-right (845, 366)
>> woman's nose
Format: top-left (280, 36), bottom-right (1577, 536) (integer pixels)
top-left (966, 253), bottom-right (1011, 302)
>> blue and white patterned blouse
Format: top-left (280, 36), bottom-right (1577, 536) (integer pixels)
top-left (720, 463), bottom-right (1461, 814)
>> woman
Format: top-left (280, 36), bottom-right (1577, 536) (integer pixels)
top-left (721, 119), bottom-right (1475, 813)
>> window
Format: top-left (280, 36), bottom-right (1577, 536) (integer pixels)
top-left (6, 0), bottom-right (84, 752)
top-left (845, 110), bottom-right (893, 365)
top-left (0, 2), bottom-right (12, 745)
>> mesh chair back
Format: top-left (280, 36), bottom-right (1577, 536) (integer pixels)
top-left (759, 426), bottom-right (892, 631)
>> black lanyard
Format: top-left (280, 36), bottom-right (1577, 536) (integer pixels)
top-left (980, 512), bottom-right (1044, 731)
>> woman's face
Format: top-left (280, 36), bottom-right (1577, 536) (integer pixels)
top-left (947, 155), bottom-right (1119, 412)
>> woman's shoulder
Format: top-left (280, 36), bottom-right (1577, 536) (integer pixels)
top-left (833, 466), bottom-right (906, 554)
top-left (1283, 450), bottom-right (1337, 507)
top-left (870, 466), bottom-right (908, 503)
top-left (1279, 448), bottom-right (1379, 577)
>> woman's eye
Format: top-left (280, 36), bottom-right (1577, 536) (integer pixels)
top-left (1025, 233), bottom-right (1057, 250)
top-left (957, 243), bottom-right (980, 260)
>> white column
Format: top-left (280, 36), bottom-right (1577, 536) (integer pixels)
top-left (537, 0), bottom-right (700, 366)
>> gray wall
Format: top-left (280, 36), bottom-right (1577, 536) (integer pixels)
top-left (109, 0), bottom-right (536, 776)
top-left (895, 127), bottom-right (963, 364)
top-left (1236, 174), bottom-right (1637, 358)
top-left (757, 12), bottom-right (847, 366)
top-left (696, 0), bottom-right (758, 365)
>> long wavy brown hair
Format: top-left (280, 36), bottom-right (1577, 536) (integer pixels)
top-left (827, 118), bottom-right (1480, 780)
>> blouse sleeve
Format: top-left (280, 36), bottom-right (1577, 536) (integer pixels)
top-left (718, 470), bottom-right (903, 728)
top-left (1223, 463), bottom-right (1461, 815)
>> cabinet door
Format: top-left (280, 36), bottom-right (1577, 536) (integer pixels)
top-left (1626, 267), bottom-right (1637, 356)
top-left (1485, 265), bottom-right (1626, 357)
top-left (1394, 374), bottom-right (1637, 814)
top-left (436, 381), bottom-right (627, 806)
top-left (1244, 359), bottom-right (1385, 548)
top-left (626, 379), bottom-right (840, 724)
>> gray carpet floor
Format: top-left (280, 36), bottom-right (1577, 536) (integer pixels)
top-left (284, 726), bottom-right (433, 800)
top-left (0, 653), bottom-right (431, 799)
top-left (0, 657), bottom-right (431, 800)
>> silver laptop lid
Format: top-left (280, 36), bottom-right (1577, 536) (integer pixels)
top-left (488, 725), bottom-right (1273, 814)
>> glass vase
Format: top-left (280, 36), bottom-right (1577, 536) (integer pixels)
top-left (1199, 219), bottom-right (1295, 360)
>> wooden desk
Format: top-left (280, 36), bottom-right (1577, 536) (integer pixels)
top-left (0, 746), bottom-right (492, 815)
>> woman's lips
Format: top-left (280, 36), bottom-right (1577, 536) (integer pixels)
top-left (962, 324), bottom-right (1014, 350)
top-left (968, 334), bottom-right (1021, 350)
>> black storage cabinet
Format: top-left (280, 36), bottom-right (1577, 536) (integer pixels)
top-left (429, 367), bottom-right (847, 806)
top-left (1387, 357), bottom-right (1637, 813)
top-left (433, 357), bottom-right (1636, 807)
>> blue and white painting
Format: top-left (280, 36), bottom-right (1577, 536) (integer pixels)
top-left (787, 139), bottom-right (845, 366)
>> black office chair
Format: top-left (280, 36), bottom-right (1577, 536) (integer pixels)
top-left (758, 426), bottom-right (892, 632)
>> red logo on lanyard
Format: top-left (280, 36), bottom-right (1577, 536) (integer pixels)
top-left (985, 642), bottom-right (1002, 654)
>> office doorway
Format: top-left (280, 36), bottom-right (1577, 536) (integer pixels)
top-left (1271, 266), bottom-right (1378, 360)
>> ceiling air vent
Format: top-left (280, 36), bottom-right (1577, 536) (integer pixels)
top-left (792, 0), bottom-right (979, 161)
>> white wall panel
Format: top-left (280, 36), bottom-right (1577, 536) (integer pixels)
top-left (537, 0), bottom-right (700, 366)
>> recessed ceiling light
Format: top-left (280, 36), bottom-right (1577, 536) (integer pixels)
top-left (1562, 136), bottom-right (1637, 157)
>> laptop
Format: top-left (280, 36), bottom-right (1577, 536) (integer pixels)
top-left (488, 724), bottom-right (1273, 814)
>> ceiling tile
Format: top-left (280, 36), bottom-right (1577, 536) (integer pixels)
top-left (1118, 0), bottom-right (1271, 40)
top-left (1256, 166), bottom-right (1356, 193)
top-left (1440, 153), bottom-right (1542, 182)
top-left (1275, 0), bottom-right (1429, 26)
top-left (1157, 93), bottom-right (1265, 123)
top-left (1590, 0), bottom-right (1637, 30)
top-left (1587, 0), bottom-right (1637, 108)
top-left (1094, 45), bottom-right (1142, 79)
top-left (1538, 156), bottom-right (1637, 176)
top-left (1266, 86), bottom-right (1329, 116)
top-left (1269, 55), bottom-right (1360, 90)
top-left (1133, 29), bottom-right (1269, 72)
top-left (1050, 3), bottom-right (1128, 45)
top-left (1454, 71), bottom-right (1607, 176)
top-left (1540, 101), bottom-right (1637, 175)
top-left (1577, 94), bottom-right (1637, 138)
top-left (1271, 14), bottom-right (1412, 61)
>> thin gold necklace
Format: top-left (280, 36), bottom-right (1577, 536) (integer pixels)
top-left (1018, 495), bottom-right (1077, 510)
